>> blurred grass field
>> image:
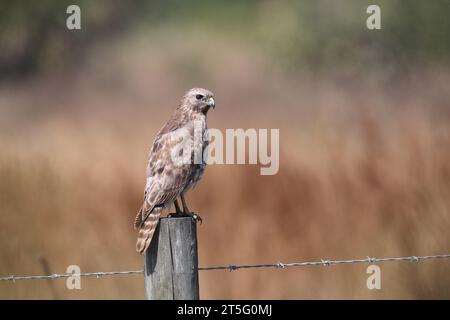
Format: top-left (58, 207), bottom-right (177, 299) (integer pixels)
top-left (1, 1), bottom-right (450, 299)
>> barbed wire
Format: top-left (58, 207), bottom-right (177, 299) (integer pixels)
top-left (198, 253), bottom-right (450, 271)
top-left (1, 253), bottom-right (450, 282)
top-left (0, 270), bottom-right (144, 282)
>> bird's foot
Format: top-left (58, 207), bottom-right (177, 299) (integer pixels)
top-left (167, 213), bottom-right (181, 218)
top-left (167, 212), bottom-right (202, 224)
top-left (184, 212), bottom-right (203, 225)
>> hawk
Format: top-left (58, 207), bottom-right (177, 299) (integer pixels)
top-left (135, 88), bottom-right (215, 254)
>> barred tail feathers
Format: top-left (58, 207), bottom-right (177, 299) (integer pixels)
top-left (135, 207), bottom-right (162, 254)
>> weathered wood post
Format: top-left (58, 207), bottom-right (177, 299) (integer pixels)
top-left (144, 216), bottom-right (199, 300)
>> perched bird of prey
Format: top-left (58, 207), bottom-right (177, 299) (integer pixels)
top-left (135, 88), bottom-right (215, 254)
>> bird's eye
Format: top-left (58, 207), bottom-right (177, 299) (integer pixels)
top-left (195, 94), bottom-right (204, 100)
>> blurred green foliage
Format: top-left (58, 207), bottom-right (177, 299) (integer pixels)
top-left (1, 0), bottom-right (450, 78)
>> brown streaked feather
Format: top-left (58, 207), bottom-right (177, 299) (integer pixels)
top-left (134, 209), bottom-right (142, 229)
top-left (134, 200), bottom-right (154, 229)
top-left (136, 207), bottom-right (162, 254)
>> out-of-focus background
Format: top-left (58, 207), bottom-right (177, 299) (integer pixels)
top-left (1, 0), bottom-right (450, 299)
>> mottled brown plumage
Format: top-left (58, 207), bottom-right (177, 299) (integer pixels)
top-left (135, 88), bottom-right (215, 254)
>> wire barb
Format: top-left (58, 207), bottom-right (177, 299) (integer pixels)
top-left (321, 259), bottom-right (330, 266)
top-left (1, 253), bottom-right (450, 282)
top-left (228, 265), bottom-right (238, 271)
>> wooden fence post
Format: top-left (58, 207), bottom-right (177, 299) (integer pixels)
top-left (144, 216), bottom-right (199, 300)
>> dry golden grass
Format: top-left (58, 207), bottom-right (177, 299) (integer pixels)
top-left (1, 31), bottom-right (450, 299)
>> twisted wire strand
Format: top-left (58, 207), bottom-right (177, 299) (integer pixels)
top-left (198, 254), bottom-right (450, 271)
top-left (1, 253), bottom-right (450, 282)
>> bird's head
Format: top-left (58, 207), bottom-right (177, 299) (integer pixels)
top-left (180, 88), bottom-right (215, 115)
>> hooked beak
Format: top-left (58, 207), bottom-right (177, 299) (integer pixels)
top-left (206, 96), bottom-right (215, 109)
